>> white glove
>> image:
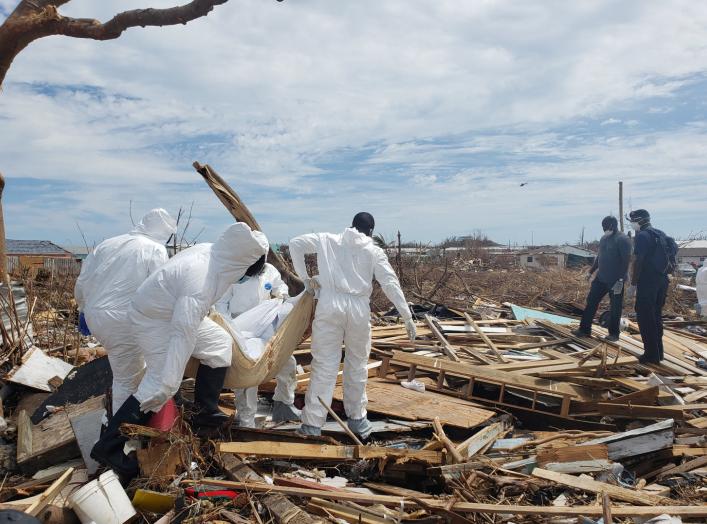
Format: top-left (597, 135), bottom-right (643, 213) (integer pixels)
top-left (404, 317), bottom-right (417, 342)
top-left (305, 276), bottom-right (321, 293)
top-left (139, 390), bottom-right (169, 413)
top-left (626, 285), bottom-right (637, 299)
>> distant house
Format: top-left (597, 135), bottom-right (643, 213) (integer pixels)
top-left (6, 239), bottom-right (80, 275)
top-left (519, 245), bottom-right (596, 269)
top-left (678, 240), bottom-right (707, 266)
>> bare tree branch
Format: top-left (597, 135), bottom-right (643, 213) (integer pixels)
top-left (0, 0), bottom-right (239, 88)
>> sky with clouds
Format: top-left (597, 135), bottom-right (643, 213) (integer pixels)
top-left (1, 0), bottom-right (706, 248)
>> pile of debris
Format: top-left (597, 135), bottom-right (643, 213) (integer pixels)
top-left (1, 279), bottom-right (706, 523)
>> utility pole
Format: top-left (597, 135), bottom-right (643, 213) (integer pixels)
top-left (396, 230), bottom-right (402, 281)
top-left (619, 181), bottom-right (624, 232)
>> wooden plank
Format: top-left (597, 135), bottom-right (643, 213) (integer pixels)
top-left (672, 445), bottom-right (707, 457)
top-left (24, 467), bottom-right (74, 517)
top-left (464, 313), bottom-right (507, 363)
top-left (333, 378), bottom-right (495, 429)
top-left (572, 386), bottom-right (660, 414)
top-left (218, 441), bottom-right (442, 464)
top-left (531, 468), bottom-right (668, 506)
top-left (184, 480), bottom-right (707, 517)
top-left (537, 444), bottom-right (608, 466)
top-left (455, 422), bottom-right (507, 459)
top-left (657, 455), bottom-right (707, 479)
top-left (597, 403), bottom-right (707, 420)
top-left (424, 314), bottom-right (462, 362)
top-left (219, 441), bottom-right (356, 460)
top-left (390, 350), bottom-right (587, 398)
top-left (580, 419), bottom-right (674, 460)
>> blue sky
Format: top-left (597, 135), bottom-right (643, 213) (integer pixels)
top-left (1, 0), bottom-right (706, 248)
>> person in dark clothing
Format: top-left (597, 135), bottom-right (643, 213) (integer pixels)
top-left (626, 209), bottom-right (669, 364)
top-left (572, 216), bottom-right (632, 342)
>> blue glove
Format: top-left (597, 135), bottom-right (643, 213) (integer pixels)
top-left (78, 312), bottom-right (91, 336)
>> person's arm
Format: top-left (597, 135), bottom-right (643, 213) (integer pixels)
top-left (142, 295), bottom-right (204, 412)
top-left (215, 285), bottom-right (233, 317)
top-left (373, 249), bottom-right (412, 321)
top-left (288, 233), bottom-right (320, 281)
top-left (589, 255), bottom-right (599, 275)
top-left (270, 268), bottom-right (289, 298)
top-left (618, 236), bottom-right (632, 281)
top-left (631, 232), bottom-right (649, 285)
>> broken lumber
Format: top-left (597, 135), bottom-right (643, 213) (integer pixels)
top-left (531, 468), bottom-right (669, 506)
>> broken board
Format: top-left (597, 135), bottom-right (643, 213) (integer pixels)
top-left (333, 377), bottom-right (495, 429)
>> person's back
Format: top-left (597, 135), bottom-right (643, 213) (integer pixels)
top-left (74, 208), bottom-right (176, 414)
top-left (76, 233), bottom-right (168, 316)
top-left (595, 230), bottom-right (631, 285)
top-left (312, 228), bottom-right (380, 297)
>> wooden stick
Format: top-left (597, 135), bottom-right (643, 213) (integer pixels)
top-left (602, 493), bottom-right (613, 524)
top-left (424, 314), bottom-right (462, 362)
top-left (24, 467), bottom-right (74, 517)
top-left (464, 313), bottom-right (508, 363)
top-left (433, 416), bottom-right (464, 463)
top-left (318, 396), bottom-right (364, 446)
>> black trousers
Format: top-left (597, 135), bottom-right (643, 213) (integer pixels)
top-left (635, 273), bottom-right (668, 362)
top-left (579, 279), bottom-right (624, 337)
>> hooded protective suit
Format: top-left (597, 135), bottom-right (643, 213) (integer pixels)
top-left (289, 227), bottom-right (412, 430)
top-left (74, 208), bottom-right (176, 413)
top-left (129, 223), bottom-right (269, 413)
top-left (697, 260), bottom-right (707, 317)
top-left (216, 264), bottom-right (297, 427)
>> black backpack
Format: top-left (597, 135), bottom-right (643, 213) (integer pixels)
top-left (645, 227), bottom-right (678, 274)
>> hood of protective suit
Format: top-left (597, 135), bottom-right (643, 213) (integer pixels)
top-left (132, 208), bottom-right (177, 245)
top-left (210, 223), bottom-right (269, 298)
top-left (342, 227), bottom-right (373, 249)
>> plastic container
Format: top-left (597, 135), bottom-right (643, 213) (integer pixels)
top-left (69, 471), bottom-right (137, 524)
top-left (148, 398), bottom-right (179, 432)
top-left (68, 478), bottom-right (117, 524)
top-left (98, 470), bottom-right (137, 523)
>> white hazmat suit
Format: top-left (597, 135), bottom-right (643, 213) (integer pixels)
top-left (129, 223), bottom-right (269, 413)
top-left (74, 208), bottom-right (176, 413)
top-left (697, 260), bottom-right (707, 317)
top-left (289, 227), bottom-right (414, 434)
top-left (216, 263), bottom-right (298, 427)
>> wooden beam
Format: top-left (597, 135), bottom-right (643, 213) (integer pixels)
top-left (455, 422), bottom-right (507, 459)
top-left (217, 441), bottom-right (443, 464)
top-left (433, 417), bottom-right (463, 463)
top-left (531, 468), bottom-right (668, 506)
top-left (657, 455), bottom-right (707, 479)
top-left (24, 467), bottom-right (74, 517)
top-left (424, 315), bottom-right (462, 362)
top-left (463, 313), bottom-right (507, 363)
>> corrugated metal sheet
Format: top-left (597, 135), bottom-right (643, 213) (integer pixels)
top-left (0, 281), bottom-right (34, 349)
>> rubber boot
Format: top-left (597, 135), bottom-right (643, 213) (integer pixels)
top-left (347, 417), bottom-right (374, 441)
top-left (296, 424), bottom-right (321, 437)
top-left (90, 395), bottom-right (150, 479)
top-left (272, 401), bottom-right (301, 423)
top-left (191, 364), bottom-right (230, 428)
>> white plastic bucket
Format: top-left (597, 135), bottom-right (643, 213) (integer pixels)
top-left (69, 471), bottom-right (137, 524)
top-left (98, 470), bottom-right (136, 523)
top-left (69, 478), bottom-right (117, 524)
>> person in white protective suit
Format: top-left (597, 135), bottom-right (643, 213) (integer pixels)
top-left (289, 212), bottom-right (416, 439)
top-left (74, 208), bottom-right (176, 415)
top-left (90, 223), bottom-right (269, 478)
top-left (215, 263), bottom-right (301, 427)
top-left (697, 260), bottom-right (707, 318)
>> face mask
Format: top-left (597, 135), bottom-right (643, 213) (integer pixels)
top-left (631, 222), bottom-right (641, 232)
top-left (602, 230), bottom-right (612, 238)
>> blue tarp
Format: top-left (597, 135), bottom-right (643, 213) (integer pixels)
top-left (509, 304), bottom-right (577, 325)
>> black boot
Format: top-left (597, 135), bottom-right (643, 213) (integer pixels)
top-left (90, 395), bottom-right (150, 479)
top-left (191, 365), bottom-right (230, 428)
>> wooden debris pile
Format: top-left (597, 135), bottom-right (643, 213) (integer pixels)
top-left (1, 277), bottom-right (706, 522)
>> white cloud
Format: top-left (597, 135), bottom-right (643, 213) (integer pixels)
top-left (1, 0), bottom-right (707, 245)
